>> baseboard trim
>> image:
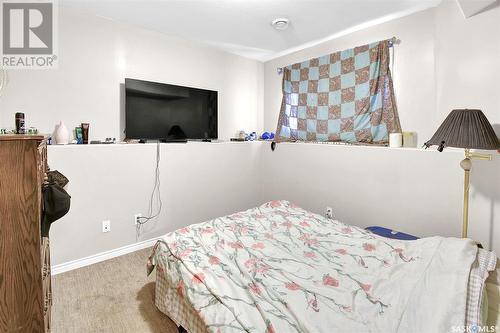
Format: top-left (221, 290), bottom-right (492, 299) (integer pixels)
top-left (51, 237), bottom-right (160, 275)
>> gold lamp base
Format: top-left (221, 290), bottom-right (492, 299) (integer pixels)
top-left (460, 149), bottom-right (492, 238)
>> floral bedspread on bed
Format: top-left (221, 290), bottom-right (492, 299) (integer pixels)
top-left (150, 200), bottom-right (480, 332)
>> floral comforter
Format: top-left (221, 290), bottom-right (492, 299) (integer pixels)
top-left (150, 200), bottom-right (481, 332)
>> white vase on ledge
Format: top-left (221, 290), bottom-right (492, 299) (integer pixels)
top-left (55, 121), bottom-right (70, 145)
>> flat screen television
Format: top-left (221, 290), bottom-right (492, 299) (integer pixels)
top-left (125, 78), bottom-right (218, 141)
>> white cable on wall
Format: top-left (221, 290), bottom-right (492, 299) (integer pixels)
top-left (135, 141), bottom-right (162, 241)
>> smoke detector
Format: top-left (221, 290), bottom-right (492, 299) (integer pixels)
top-left (271, 18), bottom-right (289, 30)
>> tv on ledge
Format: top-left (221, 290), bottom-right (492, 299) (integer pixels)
top-left (125, 78), bottom-right (218, 142)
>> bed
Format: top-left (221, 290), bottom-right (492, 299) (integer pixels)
top-left (148, 200), bottom-right (499, 332)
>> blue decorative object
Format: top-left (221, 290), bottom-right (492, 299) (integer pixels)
top-left (260, 132), bottom-right (275, 140)
top-left (365, 226), bottom-right (418, 240)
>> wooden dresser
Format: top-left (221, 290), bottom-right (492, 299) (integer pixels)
top-left (0, 135), bottom-right (52, 332)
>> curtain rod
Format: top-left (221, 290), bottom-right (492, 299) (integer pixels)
top-left (277, 36), bottom-right (400, 75)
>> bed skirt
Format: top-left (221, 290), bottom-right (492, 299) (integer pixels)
top-left (155, 269), bottom-right (208, 333)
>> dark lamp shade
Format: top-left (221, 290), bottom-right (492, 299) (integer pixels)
top-left (426, 109), bottom-right (499, 150)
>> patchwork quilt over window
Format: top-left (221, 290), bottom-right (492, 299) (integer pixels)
top-left (275, 40), bottom-right (401, 143)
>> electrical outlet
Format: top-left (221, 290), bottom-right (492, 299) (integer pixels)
top-left (102, 220), bottom-right (111, 233)
top-left (134, 213), bottom-right (142, 225)
top-left (325, 207), bottom-right (333, 219)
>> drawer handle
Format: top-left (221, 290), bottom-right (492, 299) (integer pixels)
top-left (44, 299), bottom-right (49, 314)
top-left (42, 266), bottom-right (49, 279)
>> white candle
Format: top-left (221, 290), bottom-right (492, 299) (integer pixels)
top-left (389, 133), bottom-right (403, 148)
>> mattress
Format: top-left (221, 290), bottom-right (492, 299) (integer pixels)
top-left (149, 200), bottom-right (498, 332)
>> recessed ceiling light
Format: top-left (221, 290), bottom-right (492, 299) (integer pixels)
top-left (271, 18), bottom-right (289, 30)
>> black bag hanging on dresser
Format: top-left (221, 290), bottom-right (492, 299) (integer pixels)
top-left (41, 182), bottom-right (71, 237)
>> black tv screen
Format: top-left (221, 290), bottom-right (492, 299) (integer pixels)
top-left (125, 78), bottom-right (218, 140)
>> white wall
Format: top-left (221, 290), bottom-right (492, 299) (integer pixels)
top-left (0, 7), bottom-right (264, 140)
top-left (263, 1), bottom-right (500, 144)
top-left (48, 139), bottom-right (499, 266)
top-left (434, 1), bottom-right (500, 127)
top-left (263, 8), bottom-right (437, 145)
top-left (48, 142), bottom-right (263, 265)
top-left (262, 1), bottom-right (500, 253)
top-left (261, 144), bottom-right (500, 253)
top-left (0, 6), bottom-right (264, 266)
top-left (432, 1), bottom-right (500, 254)
top-left (2, 2), bottom-right (499, 266)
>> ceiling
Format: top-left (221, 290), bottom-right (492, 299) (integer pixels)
top-left (61, 0), bottom-right (441, 61)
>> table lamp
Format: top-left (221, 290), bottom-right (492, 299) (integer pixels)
top-left (425, 109), bottom-right (499, 238)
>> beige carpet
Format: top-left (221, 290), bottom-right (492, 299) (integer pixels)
top-left (52, 248), bottom-right (178, 333)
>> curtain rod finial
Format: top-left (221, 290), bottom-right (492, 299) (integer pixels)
top-left (277, 67), bottom-right (283, 75)
top-left (389, 37), bottom-right (401, 46)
